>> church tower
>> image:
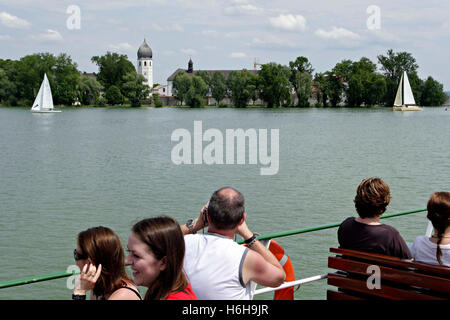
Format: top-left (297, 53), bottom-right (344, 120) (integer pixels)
top-left (137, 39), bottom-right (153, 92)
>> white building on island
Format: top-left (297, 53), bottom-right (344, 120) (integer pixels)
top-left (137, 39), bottom-right (153, 92)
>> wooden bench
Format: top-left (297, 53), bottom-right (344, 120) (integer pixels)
top-left (327, 247), bottom-right (450, 300)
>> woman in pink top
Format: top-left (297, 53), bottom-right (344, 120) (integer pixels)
top-left (125, 216), bottom-right (197, 300)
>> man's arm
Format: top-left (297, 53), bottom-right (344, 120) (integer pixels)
top-left (180, 203), bottom-right (208, 235)
top-left (238, 221), bottom-right (286, 287)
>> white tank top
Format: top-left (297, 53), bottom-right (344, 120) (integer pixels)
top-left (183, 233), bottom-right (253, 300)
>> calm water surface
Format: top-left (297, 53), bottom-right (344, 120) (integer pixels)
top-left (0, 106), bottom-right (449, 300)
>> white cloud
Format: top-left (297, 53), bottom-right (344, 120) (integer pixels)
top-left (0, 34), bottom-right (12, 40)
top-left (108, 42), bottom-right (133, 51)
top-left (201, 30), bottom-right (220, 37)
top-left (250, 36), bottom-right (300, 50)
top-left (162, 50), bottom-right (176, 56)
top-left (224, 0), bottom-right (263, 15)
top-left (152, 23), bottom-right (184, 32)
top-left (230, 52), bottom-right (247, 58)
top-left (30, 29), bottom-right (63, 43)
top-left (0, 11), bottom-right (31, 29)
top-left (315, 26), bottom-right (360, 40)
top-left (181, 48), bottom-right (197, 55)
top-left (269, 14), bottom-right (307, 32)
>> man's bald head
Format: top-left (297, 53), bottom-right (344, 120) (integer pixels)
top-left (207, 187), bottom-right (245, 230)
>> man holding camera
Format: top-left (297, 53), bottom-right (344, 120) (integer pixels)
top-left (181, 187), bottom-right (285, 300)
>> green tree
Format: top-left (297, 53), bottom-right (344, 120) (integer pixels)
top-left (325, 71), bottom-right (344, 107)
top-left (105, 85), bottom-right (124, 105)
top-left (186, 76), bottom-right (208, 108)
top-left (313, 72), bottom-right (328, 107)
top-left (121, 72), bottom-right (150, 107)
top-left (258, 63), bottom-right (291, 108)
top-left (12, 53), bottom-right (80, 106)
top-left (15, 53), bottom-right (57, 105)
top-left (377, 49), bottom-right (419, 105)
top-left (173, 72), bottom-right (191, 105)
top-left (194, 70), bottom-right (211, 88)
top-left (77, 73), bottom-right (101, 105)
top-left (334, 57), bottom-right (382, 107)
top-left (364, 73), bottom-right (386, 106)
top-left (152, 93), bottom-right (163, 108)
top-left (52, 53), bottom-right (80, 105)
top-left (227, 70), bottom-right (255, 108)
top-left (210, 71), bottom-right (227, 106)
top-left (420, 76), bottom-right (447, 106)
top-left (289, 56), bottom-right (313, 107)
top-left (91, 52), bottom-right (135, 90)
top-left (0, 68), bottom-right (17, 105)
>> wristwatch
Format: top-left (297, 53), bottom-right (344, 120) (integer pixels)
top-left (186, 219), bottom-right (196, 234)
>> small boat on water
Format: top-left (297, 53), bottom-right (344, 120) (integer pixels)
top-left (392, 71), bottom-right (423, 111)
top-left (31, 73), bottom-right (61, 113)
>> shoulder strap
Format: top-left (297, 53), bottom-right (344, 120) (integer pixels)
top-left (120, 286), bottom-right (142, 300)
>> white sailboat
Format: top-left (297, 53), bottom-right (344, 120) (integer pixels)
top-left (31, 73), bottom-right (61, 113)
top-left (392, 71), bottom-right (422, 111)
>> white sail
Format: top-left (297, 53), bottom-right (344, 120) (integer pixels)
top-left (393, 73), bottom-right (403, 106)
top-left (402, 71), bottom-right (416, 105)
top-left (31, 74), bottom-right (55, 112)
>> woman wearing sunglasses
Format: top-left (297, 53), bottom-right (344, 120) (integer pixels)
top-left (73, 226), bottom-right (141, 300)
top-left (125, 216), bottom-right (197, 300)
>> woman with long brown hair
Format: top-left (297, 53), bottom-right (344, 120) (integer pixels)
top-left (125, 216), bottom-right (197, 300)
top-left (73, 226), bottom-right (141, 300)
top-left (411, 192), bottom-right (450, 266)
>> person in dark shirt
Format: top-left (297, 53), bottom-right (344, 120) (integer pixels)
top-left (338, 177), bottom-right (412, 259)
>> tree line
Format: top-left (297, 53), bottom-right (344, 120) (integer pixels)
top-left (0, 49), bottom-right (447, 108)
top-left (173, 49), bottom-right (447, 108)
top-left (0, 52), bottom-right (150, 107)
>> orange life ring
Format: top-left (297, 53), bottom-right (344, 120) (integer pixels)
top-left (268, 239), bottom-right (295, 300)
top-left (243, 239), bottom-right (296, 300)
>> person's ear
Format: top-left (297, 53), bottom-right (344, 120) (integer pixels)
top-left (238, 212), bottom-right (247, 226)
top-left (159, 256), bottom-right (168, 271)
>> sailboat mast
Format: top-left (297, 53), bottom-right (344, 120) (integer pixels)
top-left (402, 72), bottom-right (404, 105)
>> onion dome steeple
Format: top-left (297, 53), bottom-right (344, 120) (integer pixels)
top-left (137, 39), bottom-right (153, 59)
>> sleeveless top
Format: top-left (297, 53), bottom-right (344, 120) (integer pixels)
top-left (165, 283), bottom-right (198, 300)
top-left (183, 233), bottom-right (252, 300)
top-left (96, 285), bottom-right (142, 300)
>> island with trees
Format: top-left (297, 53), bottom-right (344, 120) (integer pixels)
top-left (0, 49), bottom-right (447, 108)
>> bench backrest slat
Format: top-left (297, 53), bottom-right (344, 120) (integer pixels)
top-left (327, 247), bottom-right (450, 300)
top-left (328, 273), bottom-right (444, 300)
top-left (329, 256), bottom-right (450, 294)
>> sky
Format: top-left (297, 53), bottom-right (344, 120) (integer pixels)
top-left (0, 0), bottom-right (449, 90)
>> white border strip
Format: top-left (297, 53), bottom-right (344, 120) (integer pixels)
top-left (254, 274), bottom-right (328, 295)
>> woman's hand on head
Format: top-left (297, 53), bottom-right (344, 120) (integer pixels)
top-left (74, 263), bottom-right (102, 294)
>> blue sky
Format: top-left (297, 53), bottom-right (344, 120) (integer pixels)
top-left (1, 0), bottom-right (449, 90)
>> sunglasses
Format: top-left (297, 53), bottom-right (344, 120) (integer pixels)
top-left (74, 249), bottom-right (88, 261)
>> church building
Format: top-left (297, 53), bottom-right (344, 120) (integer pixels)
top-left (166, 59), bottom-right (257, 97)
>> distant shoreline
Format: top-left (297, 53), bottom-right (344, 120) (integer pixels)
top-left (1, 104), bottom-right (446, 109)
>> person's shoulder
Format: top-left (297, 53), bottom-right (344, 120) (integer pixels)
top-left (379, 223), bottom-right (402, 235)
top-left (184, 233), bottom-right (202, 243)
top-left (108, 286), bottom-right (141, 300)
top-left (413, 235), bottom-right (428, 243)
top-left (339, 217), bottom-right (356, 228)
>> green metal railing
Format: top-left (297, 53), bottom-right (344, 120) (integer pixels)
top-left (0, 208), bottom-right (427, 289)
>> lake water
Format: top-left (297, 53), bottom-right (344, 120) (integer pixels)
top-left (0, 106), bottom-right (449, 300)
